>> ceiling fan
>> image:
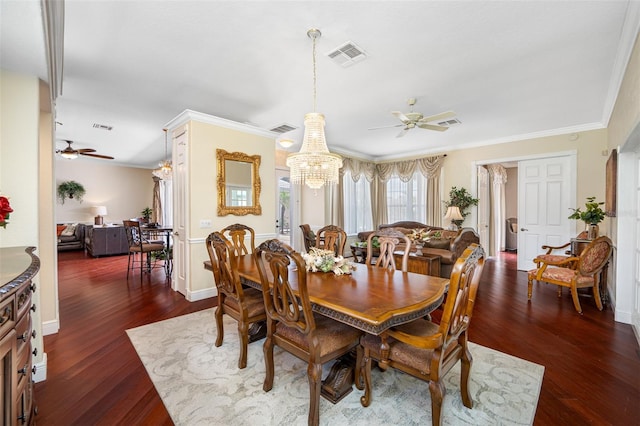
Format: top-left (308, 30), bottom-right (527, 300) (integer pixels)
top-left (56, 140), bottom-right (114, 160)
top-left (369, 98), bottom-right (457, 138)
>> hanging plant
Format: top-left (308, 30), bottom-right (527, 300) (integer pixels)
top-left (444, 186), bottom-right (479, 226)
top-left (57, 180), bottom-right (86, 204)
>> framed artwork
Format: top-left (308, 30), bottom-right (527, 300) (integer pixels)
top-left (605, 149), bottom-right (617, 217)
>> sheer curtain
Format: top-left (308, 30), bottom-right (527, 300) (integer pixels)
top-left (160, 179), bottom-right (173, 226)
top-left (487, 164), bottom-right (507, 255)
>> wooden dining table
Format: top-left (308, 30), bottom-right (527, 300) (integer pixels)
top-left (204, 254), bottom-right (449, 402)
top-left (233, 253), bottom-right (449, 335)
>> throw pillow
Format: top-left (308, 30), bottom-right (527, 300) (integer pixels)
top-left (56, 225), bottom-right (67, 236)
top-left (425, 239), bottom-right (451, 250)
top-left (60, 223), bottom-right (77, 237)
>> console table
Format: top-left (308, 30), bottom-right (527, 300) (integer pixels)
top-left (0, 247), bottom-right (38, 425)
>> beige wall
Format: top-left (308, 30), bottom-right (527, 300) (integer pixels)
top-left (505, 166), bottom-right (518, 219)
top-left (55, 160), bottom-right (155, 224)
top-left (0, 69), bottom-right (47, 376)
top-left (442, 128), bottom-right (608, 233)
top-left (185, 119), bottom-right (276, 296)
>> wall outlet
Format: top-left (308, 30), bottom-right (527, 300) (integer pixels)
top-left (199, 219), bottom-right (212, 228)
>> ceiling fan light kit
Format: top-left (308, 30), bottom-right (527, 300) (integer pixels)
top-left (370, 98), bottom-right (457, 138)
top-left (286, 28), bottom-right (343, 190)
top-left (57, 140), bottom-right (114, 160)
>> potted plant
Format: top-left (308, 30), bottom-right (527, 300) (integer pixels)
top-left (57, 181), bottom-right (86, 204)
top-left (568, 196), bottom-right (605, 239)
top-left (141, 207), bottom-right (153, 223)
top-left (444, 186), bottom-right (479, 227)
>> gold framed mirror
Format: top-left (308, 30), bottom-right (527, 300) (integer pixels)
top-left (216, 149), bottom-right (262, 216)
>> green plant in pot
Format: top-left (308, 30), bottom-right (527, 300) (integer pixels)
top-left (568, 196), bottom-right (605, 239)
top-left (444, 186), bottom-right (479, 227)
top-left (141, 207), bottom-right (153, 223)
top-left (57, 181), bottom-right (86, 204)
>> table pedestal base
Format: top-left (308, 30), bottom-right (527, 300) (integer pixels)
top-left (321, 353), bottom-right (355, 403)
top-left (248, 321), bottom-right (267, 343)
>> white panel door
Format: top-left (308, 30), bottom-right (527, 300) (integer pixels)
top-left (173, 128), bottom-right (188, 295)
top-left (517, 156), bottom-right (573, 270)
top-left (477, 166), bottom-right (490, 252)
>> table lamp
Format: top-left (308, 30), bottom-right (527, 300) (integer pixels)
top-left (444, 206), bottom-right (463, 231)
top-left (93, 206), bottom-right (108, 225)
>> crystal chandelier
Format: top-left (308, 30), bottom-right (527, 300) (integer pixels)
top-left (286, 29), bottom-right (342, 190)
top-left (152, 128), bottom-right (172, 180)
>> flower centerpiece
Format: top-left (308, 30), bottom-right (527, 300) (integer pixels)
top-left (568, 196), bottom-right (605, 239)
top-left (0, 195), bottom-right (13, 228)
top-left (302, 247), bottom-right (354, 275)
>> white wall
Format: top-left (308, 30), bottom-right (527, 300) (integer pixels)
top-left (55, 159), bottom-right (154, 224)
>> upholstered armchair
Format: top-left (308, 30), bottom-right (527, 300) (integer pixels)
top-left (527, 236), bottom-right (613, 314)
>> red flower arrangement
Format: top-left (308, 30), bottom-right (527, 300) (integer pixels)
top-left (0, 196), bottom-right (13, 228)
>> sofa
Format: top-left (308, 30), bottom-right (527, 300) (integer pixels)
top-left (56, 223), bottom-right (87, 251)
top-left (356, 221), bottom-right (480, 278)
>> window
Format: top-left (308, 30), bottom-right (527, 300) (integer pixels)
top-left (342, 171), bottom-right (373, 234)
top-left (227, 187), bottom-right (249, 206)
top-left (386, 173), bottom-right (427, 223)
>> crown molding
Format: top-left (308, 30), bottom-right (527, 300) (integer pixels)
top-left (164, 109), bottom-right (277, 139)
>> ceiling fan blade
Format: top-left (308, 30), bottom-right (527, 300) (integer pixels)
top-left (391, 111), bottom-right (411, 124)
top-left (417, 123), bottom-right (449, 132)
top-left (419, 110), bottom-right (456, 124)
top-left (79, 152), bottom-right (114, 160)
top-left (396, 127), bottom-right (409, 138)
top-left (77, 148), bottom-right (96, 153)
top-left (368, 123), bottom-right (404, 130)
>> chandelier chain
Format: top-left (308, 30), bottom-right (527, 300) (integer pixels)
top-left (312, 33), bottom-right (317, 112)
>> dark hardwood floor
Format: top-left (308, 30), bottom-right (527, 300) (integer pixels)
top-left (35, 250), bottom-right (639, 425)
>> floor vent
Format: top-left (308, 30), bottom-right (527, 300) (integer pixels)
top-left (269, 123), bottom-right (297, 134)
top-left (326, 41), bottom-right (367, 67)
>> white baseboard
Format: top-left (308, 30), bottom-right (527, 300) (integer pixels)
top-left (187, 287), bottom-right (217, 302)
top-left (33, 352), bottom-right (47, 383)
top-left (42, 319), bottom-right (59, 336)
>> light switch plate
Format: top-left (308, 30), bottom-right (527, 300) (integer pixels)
top-left (199, 219), bottom-right (212, 228)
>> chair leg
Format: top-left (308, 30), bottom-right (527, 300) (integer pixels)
top-left (360, 347), bottom-right (372, 407)
top-left (263, 322), bottom-right (275, 392)
top-left (237, 321), bottom-right (249, 369)
top-left (570, 285), bottom-right (583, 314)
top-left (593, 280), bottom-right (603, 311)
top-left (527, 276), bottom-right (533, 300)
top-left (429, 379), bottom-right (446, 426)
top-left (126, 252), bottom-right (132, 278)
top-left (354, 346), bottom-right (364, 391)
top-left (307, 362), bottom-right (322, 426)
top-left (214, 305), bottom-right (224, 347)
top-left (460, 346), bottom-right (473, 409)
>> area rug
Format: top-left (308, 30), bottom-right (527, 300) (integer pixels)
top-left (127, 309), bottom-right (544, 425)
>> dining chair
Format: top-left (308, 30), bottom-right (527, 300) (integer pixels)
top-left (358, 243), bottom-right (485, 426)
top-left (365, 228), bottom-right (411, 272)
top-left (299, 224), bottom-right (317, 252)
top-left (123, 220), bottom-right (166, 281)
top-left (527, 236), bottom-right (612, 314)
top-left (254, 239), bottom-right (362, 426)
top-left (315, 225), bottom-right (347, 257)
top-left (221, 223), bottom-right (256, 255)
top-left (205, 232), bottom-right (267, 369)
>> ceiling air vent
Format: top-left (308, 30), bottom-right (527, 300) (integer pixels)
top-left (436, 118), bottom-right (461, 127)
top-left (269, 123), bottom-right (297, 134)
top-left (92, 123), bottom-right (113, 131)
top-left (326, 41), bottom-right (367, 68)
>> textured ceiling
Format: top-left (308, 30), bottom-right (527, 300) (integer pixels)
top-left (1, 1), bottom-right (639, 168)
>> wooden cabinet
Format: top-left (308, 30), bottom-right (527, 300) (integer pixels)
top-left (0, 246), bottom-right (38, 425)
top-left (86, 226), bottom-right (129, 257)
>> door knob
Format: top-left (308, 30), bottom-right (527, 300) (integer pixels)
top-left (520, 228), bottom-right (528, 232)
